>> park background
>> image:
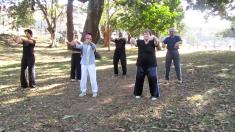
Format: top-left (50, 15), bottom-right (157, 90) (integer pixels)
top-left (0, 0), bottom-right (234, 131)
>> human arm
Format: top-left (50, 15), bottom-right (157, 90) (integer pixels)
top-left (90, 42), bottom-right (96, 50)
top-left (67, 39), bottom-right (82, 49)
top-left (130, 37), bottom-right (137, 47)
top-left (13, 36), bottom-right (35, 45)
top-left (152, 36), bottom-right (161, 50)
top-left (174, 36), bottom-right (182, 49)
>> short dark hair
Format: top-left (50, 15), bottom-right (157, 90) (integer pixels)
top-left (24, 29), bottom-right (33, 36)
top-left (85, 32), bottom-right (92, 37)
top-left (144, 29), bottom-right (152, 35)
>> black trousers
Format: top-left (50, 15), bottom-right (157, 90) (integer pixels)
top-left (134, 66), bottom-right (160, 98)
top-left (21, 56), bottom-right (36, 88)
top-left (70, 53), bottom-right (81, 80)
top-left (165, 50), bottom-right (182, 81)
top-left (113, 53), bottom-right (127, 75)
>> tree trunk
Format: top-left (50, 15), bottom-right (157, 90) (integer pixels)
top-left (48, 22), bottom-right (57, 48)
top-left (67, 0), bottom-right (74, 49)
top-left (82, 0), bottom-right (104, 43)
top-left (49, 30), bottom-right (56, 48)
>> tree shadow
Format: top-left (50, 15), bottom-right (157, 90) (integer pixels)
top-left (1, 45), bottom-right (234, 131)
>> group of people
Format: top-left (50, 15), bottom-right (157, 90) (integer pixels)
top-left (15, 28), bottom-right (182, 101)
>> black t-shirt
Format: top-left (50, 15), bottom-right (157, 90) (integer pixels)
top-left (114, 38), bottom-right (126, 53)
top-left (136, 40), bottom-right (157, 68)
top-left (23, 40), bottom-right (36, 57)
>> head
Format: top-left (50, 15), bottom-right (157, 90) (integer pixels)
top-left (143, 29), bottom-right (152, 41)
top-left (168, 28), bottom-right (175, 36)
top-left (84, 32), bottom-right (92, 43)
top-left (24, 29), bottom-right (33, 38)
top-left (118, 32), bottom-right (123, 38)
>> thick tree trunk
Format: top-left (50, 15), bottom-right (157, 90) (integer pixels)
top-left (67, 0), bottom-right (74, 49)
top-left (82, 0), bottom-right (104, 43)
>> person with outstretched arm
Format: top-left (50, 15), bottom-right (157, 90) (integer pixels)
top-left (13, 29), bottom-right (36, 89)
top-left (67, 33), bottom-right (99, 97)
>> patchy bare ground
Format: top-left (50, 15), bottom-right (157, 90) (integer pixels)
top-left (0, 37), bottom-right (234, 131)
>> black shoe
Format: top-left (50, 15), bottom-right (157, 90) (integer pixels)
top-left (29, 85), bottom-right (36, 88)
top-left (21, 86), bottom-right (28, 89)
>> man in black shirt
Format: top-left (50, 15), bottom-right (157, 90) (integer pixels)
top-left (111, 32), bottom-right (127, 79)
top-left (14, 29), bottom-right (36, 88)
top-left (130, 29), bottom-right (161, 100)
top-left (163, 28), bottom-right (182, 84)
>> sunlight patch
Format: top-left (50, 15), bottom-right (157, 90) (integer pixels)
top-left (195, 65), bottom-right (210, 68)
top-left (205, 88), bottom-right (218, 95)
top-left (1, 97), bottom-right (25, 105)
top-left (96, 65), bottom-right (113, 70)
top-left (216, 73), bottom-right (228, 78)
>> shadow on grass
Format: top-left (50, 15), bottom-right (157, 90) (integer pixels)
top-left (0, 43), bottom-right (234, 131)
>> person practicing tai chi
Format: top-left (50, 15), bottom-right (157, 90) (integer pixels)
top-left (130, 29), bottom-right (161, 100)
top-left (111, 32), bottom-right (127, 79)
top-left (70, 34), bottom-right (82, 81)
top-left (67, 33), bottom-right (99, 97)
top-left (13, 29), bottom-right (36, 89)
top-left (163, 28), bottom-right (182, 84)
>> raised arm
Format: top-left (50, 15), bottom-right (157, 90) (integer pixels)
top-left (174, 36), bottom-right (182, 49)
top-left (130, 37), bottom-right (137, 47)
top-left (88, 42), bottom-right (96, 50)
top-left (67, 39), bottom-right (82, 49)
top-left (153, 36), bottom-right (161, 50)
top-left (21, 37), bottom-right (36, 44)
top-left (13, 36), bottom-right (23, 44)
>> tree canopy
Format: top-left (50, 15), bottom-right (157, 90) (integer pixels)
top-left (107, 0), bottom-right (184, 37)
top-left (186, 0), bottom-right (235, 19)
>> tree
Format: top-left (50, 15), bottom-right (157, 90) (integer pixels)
top-left (34, 0), bottom-right (64, 48)
top-left (81, 0), bottom-right (105, 43)
top-left (186, 0), bottom-right (235, 37)
top-left (8, 0), bottom-right (35, 30)
top-left (67, 0), bottom-right (74, 42)
top-left (186, 0), bottom-right (235, 19)
top-left (110, 0), bottom-right (184, 37)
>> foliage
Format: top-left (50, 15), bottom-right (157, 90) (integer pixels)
top-left (34, 0), bottom-right (65, 47)
top-left (186, 0), bottom-right (235, 19)
top-left (3, 0), bottom-right (35, 29)
top-left (108, 0), bottom-right (184, 36)
top-left (186, 0), bottom-right (235, 38)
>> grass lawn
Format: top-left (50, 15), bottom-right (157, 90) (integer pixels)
top-left (0, 38), bottom-right (234, 131)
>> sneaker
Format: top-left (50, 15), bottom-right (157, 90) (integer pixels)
top-left (92, 92), bottom-right (98, 97)
top-left (151, 97), bottom-right (158, 101)
top-left (113, 74), bottom-right (118, 79)
top-left (135, 96), bottom-right (141, 99)
top-left (177, 80), bottom-right (183, 84)
top-left (79, 92), bottom-right (86, 97)
top-left (29, 85), bottom-right (36, 88)
top-left (122, 75), bottom-right (126, 80)
top-left (71, 79), bottom-right (76, 82)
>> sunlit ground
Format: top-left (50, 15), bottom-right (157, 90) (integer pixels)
top-left (0, 40), bottom-right (234, 131)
